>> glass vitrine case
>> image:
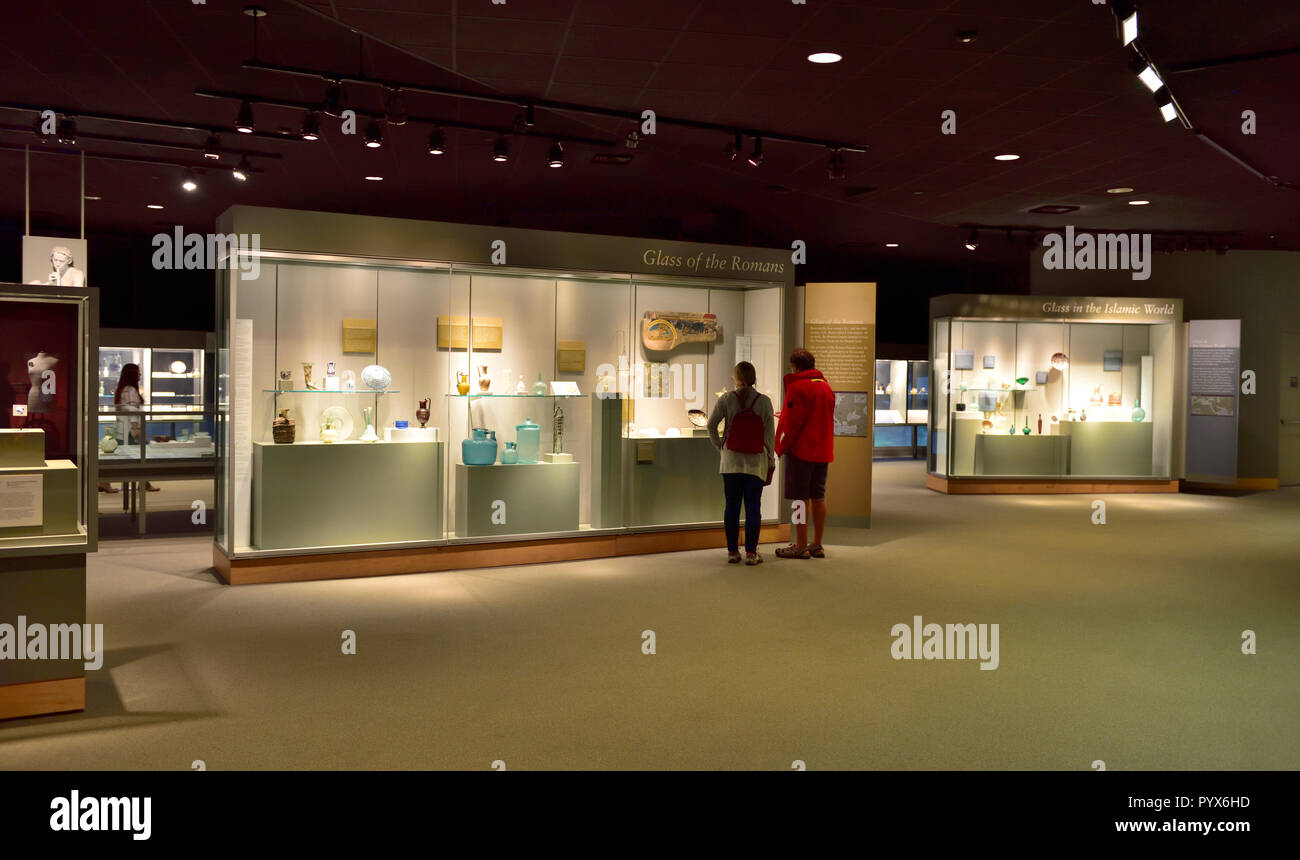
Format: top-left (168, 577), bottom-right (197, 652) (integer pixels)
top-left (873, 359), bottom-right (929, 458)
top-left (928, 295), bottom-right (1180, 485)
top-left (97, 332), bottom-right (213, 466)
top-left (217, 259), bottom-right (785, 556)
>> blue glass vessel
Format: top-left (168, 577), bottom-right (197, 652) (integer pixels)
top-left (461, 427), bottom-right (498, 465)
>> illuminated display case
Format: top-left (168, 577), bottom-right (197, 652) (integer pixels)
top-left (928, 294), bottom-right (1182, 490)
top-left (213, 206), bottom-right (792, 581)
top-left (873, 359), bottom-right (928, 458)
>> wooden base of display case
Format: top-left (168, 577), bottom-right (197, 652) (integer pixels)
top-left (926, 473), bottom-right (1179, 495)
top-left (0, 677), bottom-right (84, 721)
top-left (213, 522), bottom-right (791, 585)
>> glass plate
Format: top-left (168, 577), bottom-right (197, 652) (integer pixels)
top-left (320, 405), bottom-right (355, 442)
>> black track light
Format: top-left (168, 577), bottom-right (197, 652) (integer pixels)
top-left (746, 137), bottom-right (764, 167)
top-left (524, 104), bottom-right (536, 128)
top-left (427, 128), bottom-right (446, 155)
top-left (725, 131), bottom-right (742, 161)
top-left (203, 135), bottom-right (221, 159)
top-left (364, 120), bottom-right (384, 149)
top-left (300, 111), bottom-right (321, 141)
top-left (323, 83), bottom-right (345, 118)
top-left (492, 136), bottom-right (509, 162)
top-left (547, 140), bottom-right (564, 168)
top-left (232, 156), bottom-right (251, 182)
top-left (56, 117), bottom-right (77, 145)
top-left (964, 229), bottom-right (979, 251)
top-left (827, 148), bottom-right (845, 180)
top-left (235, 100), bottom-right (255, 134)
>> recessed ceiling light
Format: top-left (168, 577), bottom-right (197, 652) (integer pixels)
top-left (1127, 199), bottom-right (1150, 205)
top-left (146, 204), bottom-right (164, 209)
top-left (364, 175), bottom-right (384, 181)
top-left (957, 31), bottom-right (978, 44)
top-left (885, 243), bottom-right (900, 248)
top-left (84, 195), bottom-right (101, 200)
top-left (807, 52), bottom-right (842, 64)
top-left (994, 154), bottom-right (1020, 161)
top-left (1107, 187), bottom-right (1135, 194)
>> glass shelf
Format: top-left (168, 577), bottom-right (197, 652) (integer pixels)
top-left (445, 393), bottom-right (584, 398)
top-left (263, 389), bottom-right (401, 394)
top-left (954, 387), bottom-right (1038, 392)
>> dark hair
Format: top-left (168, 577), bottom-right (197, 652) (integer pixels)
top-left (734, 361), bottom-right (756, 387)
top-left (114, 363), bottom-right (141, 404)
top-left (789, 348), bottom-right (815, 372)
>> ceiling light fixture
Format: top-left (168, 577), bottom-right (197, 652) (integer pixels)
top-left (364, 175), bottom-right (383, 181)
top-left (323, 83), bottom-right (345, 118)
top-left (146, 204), bottom-right (164, 210)
top-left (234, 100), bottom-right (255, 133)
top-left (492, 136), bottom-right (509, 162)
top-left (427, 128), bottom-right (446, 155)
top-left (56, 117), bottom-right (77, 145)
top-left (746, 137), bottom-right (763, 167)
top-left (1114, 1), bottom-right (1138, 46)
top-left (964, 230), bottom-right (979, 251)
top-left (232, 156), bottom-right (251, 182)
top-left (1154, 90), bottom-right (1178, 122)
top-left (807, 52), bottom-right (842, 64)
top-left (181, 172), bottom-right (198, 192)
top-left (203, 135), bottom-right (222, 159)
top-left (364, 120), bottom-right (383, 148)
top-left (1128, 199), bottom-right (1150, 205)
top-left (885, 243), bottom-right (900, 248)
top-left (547, 140), bottom-right (564, 168)
top-left (1136, 64), bottom-right (1163, 92)
top-left (84, 195), bottom-right (101, 201)
top-left (994, 153), bottom-right (1020, 161)
top-left (957, 30), bottom-right (978, 44)
top-left (300, 111), bottom-right (320, 141)
top-left (827, 148), bottom-right (845, 180)
top-left (1106, 186), bottom-right (1134, 194)
top-left (725, 131), bottom-right (742, 162)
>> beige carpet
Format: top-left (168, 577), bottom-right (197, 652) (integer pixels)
top-left (2, 460), bottom-right (1296, 770)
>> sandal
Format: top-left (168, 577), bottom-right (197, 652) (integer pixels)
top-left (728, 552), bottom-right (742, 564)
top-left (775, 543), bottom-right (811, 560)
top-left (809, 545), bottom-right (825, 558)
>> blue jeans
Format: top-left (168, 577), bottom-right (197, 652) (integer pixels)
top-left (723, 473), bottom-right (764, 554)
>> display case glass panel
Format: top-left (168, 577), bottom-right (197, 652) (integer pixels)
top-left (97, 343), bottom-right (211, 467)
top-left (930, 312), bottom-right (1175, 479)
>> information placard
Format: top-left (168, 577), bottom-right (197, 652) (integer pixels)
top-left (0, 474), bottom-right (43, 528)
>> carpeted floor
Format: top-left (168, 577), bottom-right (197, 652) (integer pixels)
top-left (2, 460), bottom-right (1296, 770)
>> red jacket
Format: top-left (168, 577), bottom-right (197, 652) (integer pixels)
top-left (775, 369), bottom-right (834, 462)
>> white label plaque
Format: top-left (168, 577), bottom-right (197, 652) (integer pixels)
top-left (0, 474), bottom-right (43, 528)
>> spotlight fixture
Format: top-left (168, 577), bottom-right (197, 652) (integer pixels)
top-left (1153, 89), bottom-right (1178, 122)
top-left (232, 156), bottom-right (251, 182)
top-left (300, 111), bottom-right (321, 141)
top-left (492, 136), bottom-right (509, 162)
top-left (1127, 199), bottom-right (1150, 205)
top-left (956, 30), bottom-right (978, 44)
top-left (547, 140), bottom-right (564, 168)
top-left (725, 131), bottom-right (742, 161)
top-left (513, 106), bottom-right (534, 134)
top-left (746, 137), bottom-right (763, 167)
top-left (203, 135), bottom-right (222, 159)
top-left (827, 148), bottom-right (846, 180)
top-left (234, 100), bottom-right (255, 134)
top-left (364, 120), bottom-right (384, 149)
top-left (807, 52), bottom-right (842, 64)
top-left (364, 175), bottom-right (384, 181)
top-left (885, 243), bottom-right (900, 248)
top-left (1114, 2), bottom-right (1138, 46)
top-left (146, 204), bottom-right (164, 210)
top-left (181, 172), bottom-right (198, 192)
top-left (56, 117), bottom-right (77, 145)
top-left (524, 104), bottom-right (536, 128)
top-left (1106, 186), bottom-right (1134, 194)
top-left (994, 153), bottom-right (1020, 161)
top-left (427, 128), bottom-right (446, 155)
top-left (964, 230), bottom-right (979, 251)
top-left (1136, 64), bottom-right (1163, 93)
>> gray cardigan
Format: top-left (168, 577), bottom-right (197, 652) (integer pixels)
top-left (707, 386), bottom-right (776, 479)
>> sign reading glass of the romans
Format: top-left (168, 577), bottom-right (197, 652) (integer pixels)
top-left (804, 320), bottom-right (873, 390)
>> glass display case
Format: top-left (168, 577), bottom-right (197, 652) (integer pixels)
top-left (217, 257), bottom-right (785, 559)
top-left (928, 294), bottom-right (1181, 487)
top-left (873, 359), bottom-right (928, 458)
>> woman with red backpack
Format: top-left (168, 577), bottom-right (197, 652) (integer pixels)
top-left (707, 361), bottom-right (776, 565)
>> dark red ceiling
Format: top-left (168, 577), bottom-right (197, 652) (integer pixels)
top-left (2, 0), bottom-right (1298, 265)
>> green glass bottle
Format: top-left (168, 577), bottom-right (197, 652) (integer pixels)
top-left (1131, 398), bottom-right (1146, 422)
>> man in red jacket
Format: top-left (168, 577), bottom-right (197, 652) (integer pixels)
top-left (774, 347), bottom-right (834, 559)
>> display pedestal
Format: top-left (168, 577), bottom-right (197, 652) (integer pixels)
top-left (454, 462), bottom-right (579, 537)
top-left (974, 435), bottom-right (1069, 476)
top-left (1060, 422), bottom-right (1153, 476)
top-left (252, 441), bottom-right (443, 550)
top-left (621, 437), bottom-right (725, 526)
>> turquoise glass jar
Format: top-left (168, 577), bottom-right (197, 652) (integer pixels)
top-left (516, 417), bottom-right (540, 464)
top-left (501, 441), bottom-right (518, 464)
top-left (461, 427), bottom-right (498, 465)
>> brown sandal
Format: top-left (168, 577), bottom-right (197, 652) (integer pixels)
top-left (809, 545), bottom-right (825, 558)
top-left (775, 543), bottom-right (811, 560)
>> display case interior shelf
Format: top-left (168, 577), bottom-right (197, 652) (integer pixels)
top-left (445, 393), bottom-right (583, 398)
top-left (264, 389), bottom-right (401, 394)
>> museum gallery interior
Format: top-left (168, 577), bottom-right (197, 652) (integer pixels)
top-left (0, 0), bottom-right (1296, 773)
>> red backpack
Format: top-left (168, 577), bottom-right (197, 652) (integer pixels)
top-left (725, 389), bottom-right (765, 454)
